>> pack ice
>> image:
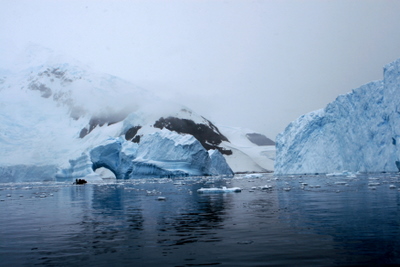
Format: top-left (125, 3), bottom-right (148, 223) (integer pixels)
top-left (275, 58), bottom-right (400, 174)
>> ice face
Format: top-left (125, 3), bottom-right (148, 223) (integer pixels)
top-left (275, 58), bottom-right (400, 174)
top-left (0, 165), bottom-right (59, 183)
top-left (59, 129), bottom-right (233, 180)
top-left (208, 149), bottom-right (234, 176)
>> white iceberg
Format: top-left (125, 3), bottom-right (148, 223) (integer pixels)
top-left (197, 186), bottom-right (242, 193)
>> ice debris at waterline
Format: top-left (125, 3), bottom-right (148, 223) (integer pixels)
top-left (275, 57), bottom-right (400, 175)
top-left (57, 130), bottom-right (233, 180)
top-left (197, 187), bottom-right (242, 193)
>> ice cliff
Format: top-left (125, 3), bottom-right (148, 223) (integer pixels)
top-left (275, 58), bottom-right (400, 174)
top-left (57, 129), bottom-right (233, 180)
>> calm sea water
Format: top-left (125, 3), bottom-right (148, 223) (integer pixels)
top-left (1, 173), bottom-right (400, 266)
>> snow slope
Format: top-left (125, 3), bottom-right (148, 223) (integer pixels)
top-left (217, 125), bottom-right (275, 173)
top-left (275, 58), bottom-right (400, 174)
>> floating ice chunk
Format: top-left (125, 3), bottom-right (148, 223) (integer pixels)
top-left (368, 182), bottom-right (381, 186)
top-left (157, 196), bottom-right (166, 201)
top-left (261, 184), bottom-right (272, 190)
top-left (334, 181), bottom-right (348, 185)
top-left (283, 187), bottom-right (291, 191)
top-left (244, 173), bottom-right (263, 179)
top-left (146, 190), bottom-right (158, 196)
top-left (327, 171), bottom-right (350, 177)
top-left (197, 186), bottom-right (241, 193)
top-left (389, 184), bottom-right (397, 189)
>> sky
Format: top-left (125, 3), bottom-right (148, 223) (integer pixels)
top-left (2, 0), bottom-right (400, 139)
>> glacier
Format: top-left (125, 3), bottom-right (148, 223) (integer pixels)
top-left (275, 58), bottom-right (400, 174)
top-left (0, 43), bottom-right (274, 182)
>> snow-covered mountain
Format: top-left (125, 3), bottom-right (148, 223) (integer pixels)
top-left (0, 44), bottom-right (274, 182)
top-left (275, 58), bottom-right (400, 175)
top-left (216, 125), bottom-right (275, 173)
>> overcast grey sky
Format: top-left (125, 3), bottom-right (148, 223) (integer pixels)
top-left (2, 0), bottom-right (400, 139)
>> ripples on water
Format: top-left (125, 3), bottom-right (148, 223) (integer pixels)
top-left (1, 173), bottom-right (400, 266)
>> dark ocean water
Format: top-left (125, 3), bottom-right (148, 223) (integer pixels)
top-left (1, 173), bottom-right (400, 266)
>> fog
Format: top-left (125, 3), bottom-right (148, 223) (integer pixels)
top-left (2, 0), bottom-right (400, 139)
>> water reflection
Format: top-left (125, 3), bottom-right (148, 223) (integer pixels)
top-left (156, 193), bottom-right (227, 247)
top-left (276, 173), bottom-right (400, 265)
top-left (50, 178), bottom-right (233, 266)
top-left (2, 174), bottom-right (400, 266)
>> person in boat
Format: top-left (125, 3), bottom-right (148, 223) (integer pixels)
top-left (75, 178), bottom-right (87, 184)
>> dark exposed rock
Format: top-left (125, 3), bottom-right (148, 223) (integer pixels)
top-left (246, 133), bottom-right (275, 146)
top-left (79, 128), bottom-right (89, 139)
top-left (79, 114), bottom-right (127, 138)
top-left (132, 135), bottom-right (141, 143)
top-left (38, 67), bottom-right (73, 84)
top-left (217, 147), bottom-right (232, 155)
top-left (125, 126), bottom-right (142, 141)
top-left (29, 82), bottom-right (52, 98)
top-left (154, 116), bottom-right (232, 155)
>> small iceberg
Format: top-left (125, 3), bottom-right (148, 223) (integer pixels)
top-left (244, 173), bottom-right (263, 179)
top-left (327, 171), bottom-right (353, 177)
top-left (197, 186), bottom-right (242, 193)
top-left (261, 184), bottom-right (273, 190)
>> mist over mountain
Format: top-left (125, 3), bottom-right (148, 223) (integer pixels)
top-left (0, 44), bottom-right (274, 181)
